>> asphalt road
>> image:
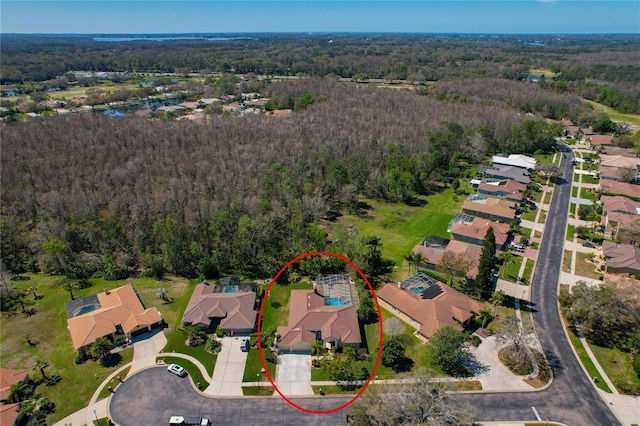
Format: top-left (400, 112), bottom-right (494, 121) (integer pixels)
top-left (111, 145), bottom-right (620, 425)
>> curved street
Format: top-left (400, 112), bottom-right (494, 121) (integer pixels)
top-left (110, 145), bottom-right (621, 425)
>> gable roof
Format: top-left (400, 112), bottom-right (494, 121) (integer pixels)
top-left (413, 240), bottom-right (481, 279)
top-left (0, 403), bottom-right (20, 426)
top-left (599, 181), bottom-right (640, 199)
top-left (67, 285), bottom-right (162, 350)
top-left (586, 134), bottom-right (613, 146)
top-left (277, 290), bottom-right (361, 347)
top-left (492, 154), bottom-right (537, 170)
top-left (450, 218), bottom-right (510, 247)
top-left (603, 242), bottom-right (640, 273)
top-left (481, 165), bottom-right (531, 184)
top-left (477, 179), bottom-right (526, 199)
top-left (600, 155), bottom-right (640, 169)
top-left (377, 274), bottom-right (482, 339)
top-left (462, 195), bottom-right (518, 221)
top-left (0, 369), bottom-right (28, 401)
top-left (182, 282), bottom-right (257, 331)
top-left (601, 195), bottom-right (640, 215)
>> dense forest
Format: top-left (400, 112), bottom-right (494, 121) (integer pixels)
top-left (1, 78), bottom-right (560, 282)
top-left (1, 34), bottom-right (639, 112)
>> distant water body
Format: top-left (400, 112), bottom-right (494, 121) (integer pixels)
top-left (93, 36), bottom-right (255, 42)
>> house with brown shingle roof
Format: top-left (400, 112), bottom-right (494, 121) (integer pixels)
top-left (66, 285), bottom-right (163, 351)
top-left (182, 278), bottom-right (257, 334)
top-left (586, 134), bottom-right (613, 150)
top-left (599, 155), bottom-right (640, 182)
top-left (377, 273), bottom-right (482, 339)
top-left (448, 215), bottom-right (511, 250)
top-left (0, 403), bottom-right (22, 426)
top-left (477, 179), bottom-right (526, 202)
top-left (600, 195), bottom-right (640, 239)
top-left (277, 289), bottom-right (361, 352)
top-left (462, 195), bottom-right (518, 222)
top-left (603, 242), bottom-right (640, 275)
top-left (599, 181), bottom-right (640, 199)
top-left (0, 369), bottom-right (29, 402)
top-left (413, 238), bottom-right (481, 280)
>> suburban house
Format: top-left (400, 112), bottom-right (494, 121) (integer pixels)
top-left (66, 285), bottom-right (163, 352)
top-left (492, 154), bottom-right (537, 170)
top-left (413, 238), bottom-right (481, 280)
top-left (448, 214), bottom-right (511, 250)
top-left (377, 273), bottom-right (482, 339)
top-left (0, 368), bottom-right (27, 426)
top-left (599, 155), bottom-right (640, 182)
top-left (182, 277), bottom-right (257, 335)
top-left (602, 242), bottom-right (640, 275)
top-left (599, 181), bottom-right (640, 199)
top-left (462, 194), bottom-right (518, 222)
top-left (477, 179), bottom-right (526, 202)
top-left (585, 134), bottom-right (613, 150)
top-left (600, 195), bottom-right (640, 239)
top-left (277, 275), bottom-right (361, 352)
top-left (477, 165), bottom-right (531, 184)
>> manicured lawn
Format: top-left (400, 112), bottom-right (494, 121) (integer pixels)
top-left (571, 186), bottom-right (579, 197)
top-left (534, 230), bottom-right (542, 238)
top-left (569, 203), bottom-right (576, 217)
top-left (582, 174), bottom-right (599, 185)
top-left (243, 346), bottom-right (276, 382)
top-left (242, 385), bottom-right (274, 396)
top-left (537, 210), bottom-right (547, 224)
top-left (573, 172), bottom-right (581, 183)
top-left (521, 259), bottom-right (535, 285)
top-left (562, 250), bottom-right (572, 273)
top-left (521, 208), bottom-right (537, 222)
top-left (589, 344), bottom-right (640, 395)
top-left (564, 321), bottom-right (612, 393)
top-left (312, 385), bottom-right (357, 395)
top-left (566, 225), bottom-right (575, 241)
top-left (583, 99), bottom-right (640, 127)
top-left (0, 273), bottom-right (140, 424)
top-left (260, 281), bottom-right (312, 337)
top-left (97, 366), bottom-right (131, 401)
top-left (575, 252), bottom-right (603, 280)
top-left (530, 191), bottom-right (543, 202)
top-left (499, 256), bottom-right (524, 282)
top-left (337, 190), bottom-right (465, 274)
top-left (518, 226), bottom-right (533, 237)
top-left (162, 330), bottom-right (217, 376)
top-left (533, 153), bottom-right (555, 164)
top-left (156, 356), bottom-right (208, 390)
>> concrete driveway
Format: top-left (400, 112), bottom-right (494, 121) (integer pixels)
top-left (204, 336), bottom-right (248, 396)
top-left (275, 353), bottom-right (314, 396)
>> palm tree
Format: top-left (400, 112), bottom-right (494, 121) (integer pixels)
top-left (498, 252), bottom-right (516, 279)
top-left (413, 252), bottom-right (426, 273)
top-left (404, 253), bottom-right (416, 275)
top-left (477, 308), bottom-right (493, 331)
top-left (53, 276), bottom-right (80, 300)
top-left (90, 337), bottom-right (113, 361)
top-left (7, 382), bottom-right (33, 403)
top-left (32, 359), bottom-right (49, 381)
top-left (27, 286), bottom-right (39, 299)
top-left (311, 340), bottom-right (324, 361)
top-left (490, 290), bottom-right (506, 317)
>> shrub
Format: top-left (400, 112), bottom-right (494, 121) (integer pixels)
top-left (205, 337), bottom-right (221, 354)
top-left (633, 356), bottom-right (640, 378)
top-left (264, 350), bottom-right (277, 364)
top-left (469, 335), bottom-right (482, 347)
top-left (215, 325), bottom-right (223, 338)
top-left (270, 300), bottom-right (281, 309)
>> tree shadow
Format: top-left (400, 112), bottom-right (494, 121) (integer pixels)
top-left (404, 196), bottom-right (427, 207)
top-left (22, 308), bottom-right (37, 317)
top-left (464, 353), bottom-right (490, 376)
top-left (101, 352), bottom-right (123, 368)
top-left (391, 356), bottom-right (414, 373)
top-left (44, 374), bottom-right (62, 386)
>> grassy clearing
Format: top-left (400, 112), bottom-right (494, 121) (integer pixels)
top-left (529, 68), bottom-right (557, 78)
top-left (583, 99), bottom-right (640, 127)
top-left (522, 259), bottom-right (535, 284)
top-left (156, 356), bottom-right (208, 390)
top-left (243, 347), bottom-right (276, 382)
top-left (575, 252), bottom-right (603, 280)
top-left (562, 250), bottom-right (572, 273)
top-left (499, 256), bottom-right (524, 282)
top-left (242, 385), bottom-right (274, 396)
top-left (261, 281), bottom-right (312, 336)
top-left (521, 208), bottom-right (537, 222)
top-left (162, 330), bottom-right (217, 376)
top-left (337, 190), bottom-right (465, 272)
top-left (589, 344), bottom-right (640, 394)
top-left (564, 321), bottom-right (612, 393)
top-left (566, 225), bottom-right (575, 241)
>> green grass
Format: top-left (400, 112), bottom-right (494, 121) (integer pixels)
top-left (529, 68), bottom-right (557, 78)
top-left (582, 174), bottom-right (599, 185)
top-left (575, 252), bottom-right (603, 280)
top-left (312, 385), bottom-right (357, 395)
top-left (571, 186), bottom-right (579, 197)
top-left (260, 281), bottom-right (312, 336)
top-left (533, 153), bottom-right (555, 164)
top-left (583, 99), bottom-right (640, 127)
top-left (589, 344), bottom-right (640, 394)
top-left (569, 203), bottom-right (576, 217)
top-left (521, 208), bottom-right (537, 222)
top-left (519, 226), bottom-right (533, 237)
top-left (243, 346), bottom-right (276, 382)
top-left (562, 250), bottom-right (572, 273)
top-left (534, 230), bottom-right (542, 238)
top-left (97, 366), bottom-right (131, 401)
top-left (564, 321), bottom-right (612, 393)
top-left (162, 330), bottom-right (217, 376)
top-left (537, 210), bottom-right (547, 224)
top-left (522, 259), bottom-right (535, 285)
top-left (0, 274), bottom-right (140, 423)
top-left (573, 172), bottom-right (581, 183)
top-left (499, 256), bottom-right (524, 282)
top-left (581, 189), bottom-right (598, 201)
top-left (242, 385), bottom-right (274, 396)
top-left (337, 191), bottom-right (465, 273)
top-left (530, 191), bottom-right (543, 203)
top-left (157, 356), bottom-right (208, 390)
top-left (566, 225), bottom-right (575, 241)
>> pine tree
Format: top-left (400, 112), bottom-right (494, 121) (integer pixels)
top-left (476, 227), bottom-right (497, 298)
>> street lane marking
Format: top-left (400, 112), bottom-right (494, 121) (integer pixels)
top-left (532, 406), bottom-right (542, 421)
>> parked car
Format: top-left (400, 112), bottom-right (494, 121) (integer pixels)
top-left (241, 338), bottom-right (250, 352)
top-left (169, 415), bottom-right (210, 425)
top-left (582, 241), bottom-right (596, 248)
top-left (167, 364), bottom-right (187, 377)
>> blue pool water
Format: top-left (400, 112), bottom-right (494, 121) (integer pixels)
top-left (411, 287), bottom-right (426, 294)
top-left (224, 285), bottom-right (238, 293)
top-left (325, 297), bottom-right (349, 306)
top-left (76, 305), bottom-right (98, 316)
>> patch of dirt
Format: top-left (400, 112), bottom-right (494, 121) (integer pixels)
top-left (604, 274), bottom-right (640, 301)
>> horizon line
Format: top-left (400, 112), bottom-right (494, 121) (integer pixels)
top-left (2, 31), bottom-right (640, 36)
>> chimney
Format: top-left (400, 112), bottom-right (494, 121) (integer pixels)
top-left (397, 282), bottom-right (402, 289)
top-left (104, 287), bottom-right (110, 295)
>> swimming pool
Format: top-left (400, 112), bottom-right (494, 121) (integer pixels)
top-left (74, 304), bottom-right (99, 316)
top-left (411, 287), bottom-right (426, 294)
top-left (325, 297), bottom-right (350, 306)
top-left (224, 285), bottom-right (238, 293)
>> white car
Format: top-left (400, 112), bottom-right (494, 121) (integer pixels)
top-left (167, 363), bottom-right (187, 377)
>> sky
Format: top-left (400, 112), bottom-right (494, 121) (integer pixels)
top-left (1, 1), bottom-right (638, 34)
